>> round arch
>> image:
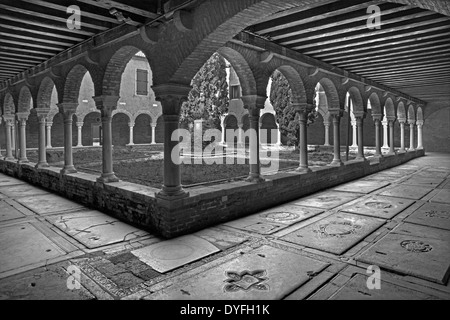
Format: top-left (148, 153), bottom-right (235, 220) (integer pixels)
top-left (347, 86), bottom-right (364, 113)
top-left (63, 64), bottom-right (91, 104)
top-left (3, 92), bottom-right (15, 115)
top-left (18, 86), bottom-right (33, 113)
top-left (384, 98), bottom-right (396, 118)
top-left (260, 113), bottom-right (277, 144)
top-left (269, 65), bottom-right (307, 105)
top-left (417, 107), bottom-right (424, 122)
top-left (397, 101), bottom-right (407, 120)
top-left (316, 78), bottom-right (340, 110)
top-left (368, 92), bottom-right (382, 116)
top-left (408, 104), bottom-right (416, 122)
top-left (37, 77), bottom-right (57, 109)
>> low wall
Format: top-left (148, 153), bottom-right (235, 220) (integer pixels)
top-left (0, 150), bottom-right (425, 238)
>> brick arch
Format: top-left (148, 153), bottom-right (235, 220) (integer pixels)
top-left (112, 109), bottom-right (133, 123)
top-left (17, 85), bottom-right (33, 113)
top-left (37, 77), bottom-right (57, 109)
top-left (408, 104), bottom-right (416, 121)
top-left (270, 65), bottom-right (307, 105)
top-left (63, 64), bottom-right (90, 104)
top-left (260, 112), bottom-right (277, 144)
top-left (384, 98), bottom-right (396, 118)
top-left (368, 92), bottom-right (382, 116)
top-left (346, 86), bottom-right (364, 112)
top-left (316, 78), bottom-right (340, 110)
top-left (134, 110), bottom-right (155, 124)
top-left (417, 106), bottom-right (424, 122)
top-left (397, 101), bottom-right (407, 120)
top-left (2, 92), bottom-right (15, 115)
top-left (102, 46), bottom-right (148, 97)
top-left (217, 47), bottom-right (256, 96)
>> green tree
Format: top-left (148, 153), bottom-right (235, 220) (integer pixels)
top-left (180, 52), bottom-right (229, 131)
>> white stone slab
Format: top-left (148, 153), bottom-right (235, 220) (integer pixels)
top-left (429, 189), bottom-right (450, 204)
top-left (0, 175), bottom-right (25, 186)
top-left (46, 210), bottom-right (149, 249)
top-left (330, 274), bottom-right (440, 300)
top-left (341, 195), bottom-right (415, 219)
top-left (0, 184), bottom-right (49, 198)
top-left (292, 191), bottom-right (362, 210)
top-left (357, 223), bottom-right (450, 284)
top-left (194, 228), bottom-right (250, 250)
top-left (402, 177), bottom-right (445, 187)
top-left (333, 181), bottom-right (390, 194)
top-left (145, 245), bottom-right (329, 300)
top-left (131, 235), bottom-right (220, 273)
top-left (416, 170), bottom-right (449, 179)
top-left (379, 185), bottom-right (433, 200)
top-left (15, 194), bottom-right (84, 215)
top-left (405, 203), bottom-right (450, 230)
top-left (281, 212), bottom-right (385, 255)
top-left (0, 223), bottom-right (66, 274)
top-left (0, 200), bottom-right (26, 222)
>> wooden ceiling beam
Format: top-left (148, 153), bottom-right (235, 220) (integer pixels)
top-left (77, 0), bottom-right (159, 19)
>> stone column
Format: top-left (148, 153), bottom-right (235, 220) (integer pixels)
top-left (93, 96), bottom-right (120, 183)
top-left (324, 122), bottom-right (331, 146)
top-left (354, 112), bottom-right (366, 161)
top-left (237, 124), bottom-right (243, 145)
top-left (398, 119), bottom-right (406, 153)
top-left (329, 110), bottom-right (344, 166)
top-left (36, 110), bottom-right (50, 168)
top-left (46, 121), bottom-right (53, 148)
top-left (16, 113), bottom-right (29, 164)
top-left (3, 116), bottom-right (15, 161)
top-left (295, 104), bottom-right (312, 172)
top-left (417, 120), bottom-right (424, 150)
top-left (151, 124), bottom-right (156, 144)
top-left (220, 116), bottom-right (226, 144)
top-left (11, 123), bottom-right (16, 152)
top-left (388, 117), bottom-right (397, 155)
top-left (76, 122), bottom-right (83, 147)
top-left (409, 120), bottom-right (416, 151)
top-left (351, 120), bottom-right (358, 148)
top-left (128, 122), bottom-right (134, 145)
top-left (276, 123), bottom-right (281, 146)
top-left (242, 95), bottom-right (266, 183)
top-left (373, 114), bottom-right (383, 158)
top-left (57, 103), bottom-right (77, 174)
top-left (153, 84), bottom-right (191, 200)
top-left (382, 119), bottom-right (389, 148)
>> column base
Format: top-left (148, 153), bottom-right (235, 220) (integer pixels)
top-left (387, 151), bottom-right (397, 156)
top-left (4, 156), bottom-right (15, 161)
top-left (97, 173), bottom-right (120, 183)
top-left (156, 186), bottom-right (189, 200)
top-left (354, 156), bottom-right (367, 162)
top-left (35, 162), bottom-right (49, 169)
top-left (408, 148), bottom-right (416, 152)
top-left (398, 149), bottom-right (406, 154)
top-left (373, 153), bottom-right (383, 158)
top-left (126, 143), bottom-right (135, 147)
top-left (76, 145), bottom-right (83, 148)
top-left (60, 166), bottom-right (77, 175)
top-left (245, 174), bottom-right (265, 183)
top-left (17, 158), bottom-right (29, 164)
top-left (296, 166), bottom-right (311, 173)
top-left (330, 159), bottom-right (344, 166)
top-left (417, 146), bottom-right (424, 150)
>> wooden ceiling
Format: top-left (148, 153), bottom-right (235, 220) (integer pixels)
top-left (247, 0), bottom-right (450, 102)
top-left (1, 0), bottom-right (449, 103)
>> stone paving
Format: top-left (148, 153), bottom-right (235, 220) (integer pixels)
top-left (0, 153), bottom-right (449, 300)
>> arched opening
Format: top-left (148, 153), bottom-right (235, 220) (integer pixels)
top-left (134, 114), bottom-right (152, 144)
top-left (51, 113), bottom-right (78, 148)
top-left (155, 116), bottom-right (164, 143)
top-left (224, 114), bottom-right (238, 147)
top-left (260, 113), bottom-right (277, 145)
top-left (82, 112), bottom-right (101, 146)
top-left (112, 113), bottom-right (130, 146)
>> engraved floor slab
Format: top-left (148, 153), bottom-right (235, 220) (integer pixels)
top-left (329, 274), bottom-right (440, 300)
top-left (145, 245), bottom-right (329, 300)
top-left (341, 195), bottom-right (415, 219)
top-left (429, 189), bottom-right (450, 204)
top-left (15, 194), bottom-right (84, 215)
top-left (379, 185), bottom-right (433, 200)
top-left (357, 223), bottom-right (450, 284)
top-left (402, 177), bottom-right (445, 187)
top-left (131, 235), bottom-right (220, 273)
top-left (0, 175), bottom-right (25, 186)
top-left (292, 191), bottom-right (361, 210)
top-left (404, 203), bottom-right (450, 230)
top-left (0, 200), bottom-right (26, 222)
top-left (46, 211), bottom-right (149, 249)
top-left (333, 181), bottom-right (390, 194)
top-left (0, 223), bottom-right (66, 274)
top-left (280, 212), bottom-right (385, 255)
top-left (223, 205), bottom-right (324, 234)
top-left (0, 184), bottom-right (49, 198)
top-left (194, 228), bottom-right (250, 250)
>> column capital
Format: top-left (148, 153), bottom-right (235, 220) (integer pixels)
top-left (329, 109), bottom-right (343, 118)
top-left (397, 118), bottom-right (407, 124)
top-left (386, 116), bottom-right (396, 123)
top-left (93, 95), bottom-right (119, 111)
top-left (2, 114), bottom-right (15, 124)
top-left (241, 95), bottom-right (266, 111)
top-left (353, 111), bottom-right (366, 119)
top-left (416, 120), bottom-right (424, 126)
top-left (57, 103), bottom-right (78, 119)
top-left (76, 121), bottom-right (84, 127)
top-left (128, 121), bottom-right (135, 127)
top-left (292, 103), bottom-right (314, 114)
top-left (372, 113), bottom-right (382, 121)
top-left (35, 108), bottom-right (51, 119)
top-left (46, 121), bottom-right (53, 126)
top-left (153, 83), bottom-right (191, 115)
top-left (408, 120), bottom-right (416, 125)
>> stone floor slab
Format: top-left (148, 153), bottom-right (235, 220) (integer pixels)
top-left (144, 245), bottom-right (329, 300)
top-left (330, 273), bottom-right (440, 300)
top-left (0, 184), bottom-right (49, 198)
top-left (0, 200), bottom-right (26, 222)
top-left (379, 185), bottom-right (433, 200)
top-left (291, 191), bottom-right (361, 210)
top-left (131, 235), bottom-right (220, 273)
top-left (429, 189), bottom-right (450, 204)
top-left (341, 195), bottom-right (415, 219)
top-left (15, 194), bottom-right (84, 215)
top-left (0, 175), bottom-right (25, 186)
top-left (280, 212), bottom-right (385, 255)
top-left (333, 181), bottom-right (390, 194)
top-left (404, 202), bottom-right (450, 230)
top-left (193, 228), bottom-right (250, 250)
top-left (46, 211), bottom-right (149, 249)
top-left (0, 223), bottom-right (66, 274)
top-left (357, 223), bottom-right (450, 284)
top-left (402, 177), bottom-right (445, 187)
